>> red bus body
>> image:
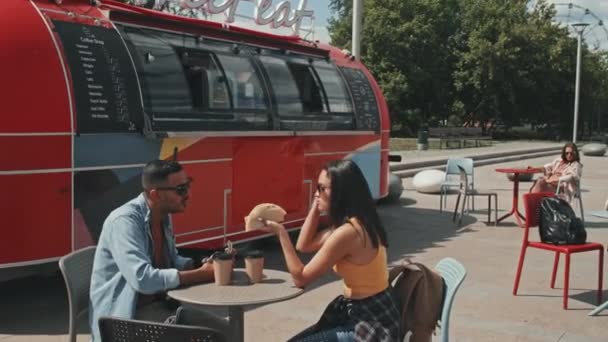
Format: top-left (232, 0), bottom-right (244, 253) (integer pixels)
top-left (0, 0), bottom-right (391, 274)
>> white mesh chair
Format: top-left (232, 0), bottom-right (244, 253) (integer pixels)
top-left (556, 178), bottom-right (584, 225)
top-left (434, 258), bottom-right (467, 342)
top-left (452, 166), bottom-right (497, 226)
top-left (58, 246), bottom-right (96, 342)
top-left (440, 158), bottom-right (475, 212)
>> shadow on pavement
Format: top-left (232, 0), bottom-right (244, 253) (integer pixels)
top-left (568, 289), bottom-right (608, 309)
top-left (378, 198), bottom-right (478, 262)
top-left (0, 271), bottom-right (71, 336)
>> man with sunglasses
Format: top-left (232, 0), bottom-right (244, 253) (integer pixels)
top-left (89, 159), bottom-right (221, 342)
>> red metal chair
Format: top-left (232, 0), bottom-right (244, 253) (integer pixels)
top-left (512, 192), bottom-right (604, 309)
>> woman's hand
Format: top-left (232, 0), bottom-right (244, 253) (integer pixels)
top-left (311, 198), bottom-right (321, 213)
top-left (547, 174), bottom-right (560, 185)
top-left (258, 219), bottom-right (286, 235)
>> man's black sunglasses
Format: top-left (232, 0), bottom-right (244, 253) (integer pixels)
top-left (156, 178), bottom-right (193, 197)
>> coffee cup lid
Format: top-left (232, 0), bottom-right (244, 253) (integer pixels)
top-left (213, 252), bottom-right (233, 260)
top-left (244, 250), bottom-right (263, 258)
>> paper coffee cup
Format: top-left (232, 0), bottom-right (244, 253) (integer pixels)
top-left (213, 252), bottom-right (233, 286)
top-left (244, 250), bottom-right (264, 284)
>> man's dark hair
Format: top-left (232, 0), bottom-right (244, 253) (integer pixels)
top-left (322, 159), bottom-right (388, 248)
top-left (142, 159), bottom-right (183, 189)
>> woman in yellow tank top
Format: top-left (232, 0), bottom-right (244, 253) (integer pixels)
top-left (259, 160), bottom-right (399, 341)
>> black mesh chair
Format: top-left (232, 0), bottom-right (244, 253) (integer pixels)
top-left (98, 316), bottom-right (227, 342)
top-left (175, 306), bottom-right (231, 339)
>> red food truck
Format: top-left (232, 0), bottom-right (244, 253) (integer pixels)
top-left (0, 0), bottom-right (396, 279)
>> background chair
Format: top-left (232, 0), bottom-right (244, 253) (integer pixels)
top-left (512, 192), bottom-right (603, 309)
top-left (556, 178), bottom-right (584, 224)
top-left (99, 316), bottom-right (227, 342)
top-left (452, 165), bottom-right (497, 226)
top-left (440, 158), bottom-right (475, 213)
top-left (435, 257), bottom-right (467, 342)
top-left (58, 246), bottom-right (96, 342)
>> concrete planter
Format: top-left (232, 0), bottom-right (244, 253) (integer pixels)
top-left (581, 143), bottom-right (607, 157)
top-left (413, 169), bottom-right (445, 193)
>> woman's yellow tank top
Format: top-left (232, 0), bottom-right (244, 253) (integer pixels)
top-left (333, 245), bottom-right (389, 298)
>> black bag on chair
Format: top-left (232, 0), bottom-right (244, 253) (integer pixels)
top-left (539, 197), bottom-right (587, 245)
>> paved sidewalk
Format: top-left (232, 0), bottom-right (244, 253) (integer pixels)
top-left (390, 140), bottom-right (563, 166)
top-left (0, 142), bottom-right (606, 342)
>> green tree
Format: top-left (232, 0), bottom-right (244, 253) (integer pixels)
top-left (329, 0), bottom-right (461, 132)
top-left (328, 0), bottom-right (353, 48)
top-left (452, 0), bottom-right (560, 128)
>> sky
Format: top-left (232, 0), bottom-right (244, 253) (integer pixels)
top-left (310, 2), bottom-right (331, 43)
top-left (541, 0), bottom-right (608, 50)
top-left (200, 1), bottom-right (608, 49)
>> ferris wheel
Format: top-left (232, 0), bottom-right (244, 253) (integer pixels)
top-left (548, 2), bottom-right (608, 51)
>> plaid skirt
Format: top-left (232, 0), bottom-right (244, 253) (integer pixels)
top-left (289, 288), bottom-right (400, 342)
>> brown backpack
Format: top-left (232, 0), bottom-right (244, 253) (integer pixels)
top-left (389, 260), bottom-right (445, 342)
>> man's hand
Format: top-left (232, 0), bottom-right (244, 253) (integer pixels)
top-left (179, 259), bottom-right (214, 285)
top-left (199, 260), bottom-right (214, 273)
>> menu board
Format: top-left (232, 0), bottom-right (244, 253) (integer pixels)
top-left (340, 67), bottom-right (380, 132)
top-left (52, 20), bottom-right (143, 133)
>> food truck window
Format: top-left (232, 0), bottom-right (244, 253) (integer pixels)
top-left (215, 54), bottom-right (268, 111)
top-left (286, 61), bottom-right (327, 114)
top-left (119, 25), bottom-right (271, 131)
top-left (258, 56), bottom-right (302, 115)
top-left (259, 55), bottom-right (353, 131)
top-left (179, 49), bottom-right (230, 111)
top-left (314, 62), bottom-right (353, 114)
top-left (124, 33), bottom-right (232, 120)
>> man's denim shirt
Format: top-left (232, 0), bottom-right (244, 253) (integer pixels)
top-left (89, 193), bottom-right (191, 341)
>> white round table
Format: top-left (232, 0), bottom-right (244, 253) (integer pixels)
top-left (168, 268), bottom-right (303, 342)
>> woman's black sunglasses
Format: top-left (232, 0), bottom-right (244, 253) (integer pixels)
top-left (156, 178), bottom-right (193, 197)
top-left (316, 183), bottom-right (330, 193)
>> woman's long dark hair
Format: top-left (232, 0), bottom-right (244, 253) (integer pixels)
top-left (323, 160), bottom-right (388, 248)
top-left (561, 142), bottom-right (580, 163)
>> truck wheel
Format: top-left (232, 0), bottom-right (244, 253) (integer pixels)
top-left (379, 173), bottom-right (404, 204)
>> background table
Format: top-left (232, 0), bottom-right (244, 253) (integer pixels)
top-left (495, 167), bottom-right (543, 226)
top-left (168, 268), bottom-right (303, 342)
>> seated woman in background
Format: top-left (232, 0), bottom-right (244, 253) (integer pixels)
top-left (530, 142), bottom-right (582, 200)
top-left (259, 159), bottom-right (400, 342)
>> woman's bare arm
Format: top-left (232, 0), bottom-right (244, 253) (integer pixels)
top-left (295, 199), bottom-right (333, 253)
top-left (265, 221), bottom-right (356, 288)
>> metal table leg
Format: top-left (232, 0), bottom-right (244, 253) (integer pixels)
top-left (228, 306), bottom-right (244, 342)
top-left (496, 174), bottom-right (527, 227)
